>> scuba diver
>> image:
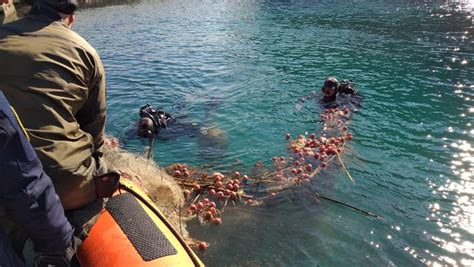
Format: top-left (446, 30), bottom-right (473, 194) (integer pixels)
top-left (321, 77), bottom-right (356, 104)
top-left (295, 76), bottom-right (362, 112)
top-left (131, 104), bottom-right (177, 159)
top-left (128, 102), bottom-right (229, 164)
top-left (136, 104), bottom-right (176, 140)
top-left (132, 103), bottom-right (227, 144)
top-left (319, 77), bottom-right (362, 110)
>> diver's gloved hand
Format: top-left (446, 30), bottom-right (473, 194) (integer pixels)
top-left (23, 236), bottom-right (82, 267)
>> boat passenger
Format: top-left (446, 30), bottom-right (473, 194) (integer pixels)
top-left (0, 91), bottom-right (79, 267)
top-left (0, 0), bottom-right (119, 211)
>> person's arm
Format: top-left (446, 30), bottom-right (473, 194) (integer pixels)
top-left (76, 53), bottom-right (107, 155)
top-left (0, 92), bottom-right (73, 254)
top-left (295, 91), bottom-right (318, 112)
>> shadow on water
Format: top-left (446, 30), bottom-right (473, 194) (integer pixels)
top-left (78, 0), bottom-right (142, 9)
top-left (0, 0), bottom-right (143, 20)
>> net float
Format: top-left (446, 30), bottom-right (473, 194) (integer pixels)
top-left (198, 242), bottom-right (209, 251)
top-left (217, 191), bottom-right (224, 199)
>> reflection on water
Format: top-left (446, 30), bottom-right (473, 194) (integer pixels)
top-left (73, 0), bottom-right (473, 265)
top-left (428, 140), bottom-right (473, 266)
top-left (425, 2), bottom-right (474, 265)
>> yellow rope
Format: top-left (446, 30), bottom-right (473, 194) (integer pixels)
top-left (335, 151), bottom-right (355, 183)
top-left (9, 106), bottom-right (30, 141)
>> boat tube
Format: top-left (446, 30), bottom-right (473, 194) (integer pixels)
top-left (77, 179), bottom-right (204, 267)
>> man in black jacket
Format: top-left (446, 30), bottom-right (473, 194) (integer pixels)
top-left (0, 91), bottom-right (76, 266)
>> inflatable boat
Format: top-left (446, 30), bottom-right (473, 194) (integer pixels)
top-left (77, 179), bottom-right (204, 267)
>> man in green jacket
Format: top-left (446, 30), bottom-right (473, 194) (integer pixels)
top-left (0, 0), bottom-right (117, 210)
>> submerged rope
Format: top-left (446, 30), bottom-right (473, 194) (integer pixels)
top-left (335, 151), bottom-right (355, 183)
top-left (315, 193), bottom-right (384, 221)
top-left (146, 136), bottom-right (155, 159)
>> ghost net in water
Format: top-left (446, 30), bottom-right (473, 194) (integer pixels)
top-left (167, 107), bottom-right (355, 230)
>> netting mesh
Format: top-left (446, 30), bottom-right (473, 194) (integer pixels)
top-left (103, 144), bottom-right (187, 236)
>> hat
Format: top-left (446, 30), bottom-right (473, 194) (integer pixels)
top-left (322, 77), bottom-right (338, 90)
top-left (28, 0), bottom-right (77, 19)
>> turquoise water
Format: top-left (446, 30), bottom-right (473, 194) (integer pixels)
top-left (75, 0), bottom-right (473, 265)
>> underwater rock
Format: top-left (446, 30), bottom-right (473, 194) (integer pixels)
top-left (197, 124), bottom-right (229, 163)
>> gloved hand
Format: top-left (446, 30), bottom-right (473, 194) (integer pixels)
top-left (1, 0), bottom-right (18, 24)
top-left (23, 236), bottom-right (82, 267)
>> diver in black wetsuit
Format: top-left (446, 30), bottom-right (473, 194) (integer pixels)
top-left (321, 77), bottom-right (362, 110)
top-left (136, 104), bottom-right (176, 139)
top-left (295, 77), bottom-right (362, 112)
top-left (321, 77), bottom-right (356, 104)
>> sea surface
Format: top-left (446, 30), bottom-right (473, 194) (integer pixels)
top-left (75, 0), bottom-right (473, 265)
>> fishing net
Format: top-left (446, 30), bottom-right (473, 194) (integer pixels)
top-left (105, 106), bottom-right (356, 250)
top-left (165, 107), bottom-right (355, 228)
top-left (103, 144), bottom-right (187, 235)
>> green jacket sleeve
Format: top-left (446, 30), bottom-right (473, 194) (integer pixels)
top-left (76, 53), bottom-right (106, 154)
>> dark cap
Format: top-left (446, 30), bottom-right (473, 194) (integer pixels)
top-left (322, 77), bottom-right (338, 90)
top-left (28, 0), bottom-right (77, 19)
